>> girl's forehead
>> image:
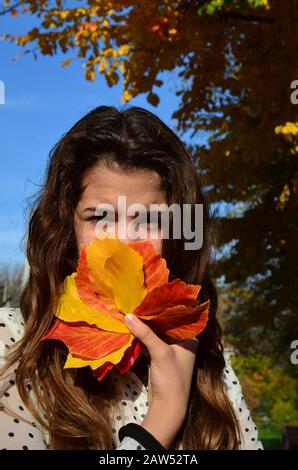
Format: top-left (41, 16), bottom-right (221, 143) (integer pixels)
top-left (78, 163), bottom-right (166, 207)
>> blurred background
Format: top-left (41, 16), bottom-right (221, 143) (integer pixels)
top-left (0, 0), bottom-right (297, 449)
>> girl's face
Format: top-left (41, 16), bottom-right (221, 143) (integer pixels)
top-left (74, 162), bottom-right (167, 255)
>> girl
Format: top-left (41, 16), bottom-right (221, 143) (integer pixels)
top-left (0, 105), bottom-right (263, 450)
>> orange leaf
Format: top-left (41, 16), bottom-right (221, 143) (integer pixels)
top-left (42, 319), bottom-right (130, 359)
top-left (134, 279), bottom-right (200, 317)
top-left (129, 240), bottom-right (169, 292)
top-left (116, 338), bottom-right (141, 374)
top-left (140, 300), bottom-right (210, 340)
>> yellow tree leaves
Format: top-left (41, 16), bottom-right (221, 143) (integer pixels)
top-left (276, 184), bottom-right (291, 211)
top-left (275, 121), bottom-right (298, 151)
top-left (1, 0), bottom-right (269, 107)
top-left (274, 122), bottom-right (297, 210)
top-left (0, 0), bottom-right (272, 108)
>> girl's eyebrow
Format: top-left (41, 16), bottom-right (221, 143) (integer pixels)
top-left (83, 206), bottom-right (114, 213)
top-left (83, 207), bottom-right (99, 212)
top-left (82, 206), bottom-right (166, 224)
top-left (83, 203), bottom-right (166, 213)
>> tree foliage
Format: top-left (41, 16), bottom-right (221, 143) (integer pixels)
top-left (231, 354), bottom-right (298, 431)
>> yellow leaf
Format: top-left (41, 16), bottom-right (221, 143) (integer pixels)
top-left (59, 10), bottom-right (69, 20)
top-left (119, 60), bottom-right (126, 74)
top-left (102, 48), bottom-right (113, 57)
top-left (275, 122), bottom-right (298, 136)
top-left (76, 7), bottom-right (88, 16)
top-left (121, 89), bottom-right (132, 102)
top-left (86, 237), bottom-right (147, 314)
top-left (64, 335), bottom-right (134, 369)
top-left (18, 36), bottom-right (28, 46)
top-left (276, 183), bottom-right (291, 211)
top-left (56, 273), bottom-right (128, 333)
top-left (98, 57), bottom-right (107, 73)
top-left (61, 58), bottom-right (71, 67)
top-left (261, 0), bottom-right (270, 9)
top-left (84, 237), bottom-right (119, 290)
top-left (85, 68), bottom-right (95, 81)
top-left (118, 45), bottom-right (130, 55)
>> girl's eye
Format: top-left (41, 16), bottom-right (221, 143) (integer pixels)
top-left (87, 212), bottom-right (162, 225)
top-left (88, 212), bottom-right (114, 222)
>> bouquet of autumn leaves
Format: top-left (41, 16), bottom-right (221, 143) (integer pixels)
top-left (42, 237), bottom-right (210, 381)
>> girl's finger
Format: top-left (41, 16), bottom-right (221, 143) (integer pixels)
top-left (124, 314), bottom-right (169, 362)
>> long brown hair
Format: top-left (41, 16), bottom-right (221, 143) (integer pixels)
top-left (1, 105), bottom-right (240, 449)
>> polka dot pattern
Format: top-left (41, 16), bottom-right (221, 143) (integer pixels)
top-left (108, 367), bottom-right (149, 448)
top-left (221, 359), bottom-right (263, 450)
top-left (0, 307), bottom-right (49, 450)
top-left (0, 307), bottom-right (263, 450)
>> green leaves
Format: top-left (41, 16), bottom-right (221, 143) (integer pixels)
top-left (197, 0), bottom-right (270, 16)
top-left (231, 354), bottom-right (298, 431)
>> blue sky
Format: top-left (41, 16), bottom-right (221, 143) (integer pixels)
top-left (0, 11), bottom-right (209, 269)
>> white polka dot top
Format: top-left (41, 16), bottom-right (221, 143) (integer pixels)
top-left (0, 307), bottom-right (263, 450)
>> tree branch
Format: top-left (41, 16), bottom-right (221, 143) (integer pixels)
top-left (0, 1), bottom-right (21, 15)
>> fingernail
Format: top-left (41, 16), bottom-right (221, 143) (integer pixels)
top-left (125, 314), bottom-right (137, 326)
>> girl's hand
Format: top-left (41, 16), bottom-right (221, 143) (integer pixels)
top-left (124, 313), bottom-right (199, 448)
